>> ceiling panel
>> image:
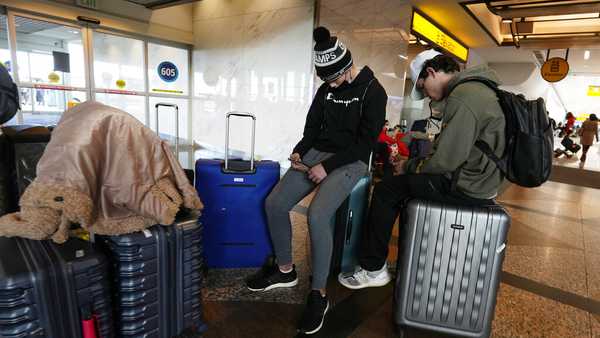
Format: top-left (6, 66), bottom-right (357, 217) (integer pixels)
top-left (125, 0), bottom-right (199, 10)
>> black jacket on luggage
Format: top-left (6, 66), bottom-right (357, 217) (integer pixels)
top-left (0, 125), bottom-right (51, 216)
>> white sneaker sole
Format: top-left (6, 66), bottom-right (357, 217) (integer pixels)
top-left (337, 273), bottom-right (391, 290)
top-left (302, 301), bottom-right (329, 335)
top-left (247, 278), bottom-right (298, 292)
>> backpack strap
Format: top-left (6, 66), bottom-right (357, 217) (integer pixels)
top-left (475, 140), bottom-right (503, 169)
top-left (319, 78), bottom-right (375, 133)
top-left (359, 79), bottom-right (375, 118)
top-left (448, 77), bottom-right (499, 96)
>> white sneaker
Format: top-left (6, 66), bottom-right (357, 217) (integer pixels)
top-left (338, 265), bottom-right (391, 290)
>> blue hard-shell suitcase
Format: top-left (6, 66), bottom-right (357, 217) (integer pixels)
top-left (0, 237), bottom-right (114, 338)
top-left (99, 214), bottom-right (205, 338)
top-left (195, 112), bottom-right (279, 268)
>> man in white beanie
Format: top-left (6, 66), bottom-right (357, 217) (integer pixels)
top-left (339, 50), bottom-right (506, 290)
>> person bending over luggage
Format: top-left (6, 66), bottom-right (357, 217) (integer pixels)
top-left (245, 26), bottom-right (387, 335)
top-left (339, 50), bottom-right (505, 290)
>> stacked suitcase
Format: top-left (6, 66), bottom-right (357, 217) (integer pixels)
top-left (394, 199), bottom-right (510, 338)
top-left (0, 237), bottom-right (114, 338)
top-left (99, 215), bottom-right (205, 338)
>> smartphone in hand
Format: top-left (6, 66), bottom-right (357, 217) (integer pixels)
top-left (289, 158), bottom-right (310, 172)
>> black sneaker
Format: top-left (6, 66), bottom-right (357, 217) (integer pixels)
top-left (298, 290), bottom-right (329, 335)
top-left (246, 261), bottom-right (298, 292)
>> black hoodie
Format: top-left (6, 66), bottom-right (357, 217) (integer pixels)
top-left (293, 66), bottom-right (388, 173)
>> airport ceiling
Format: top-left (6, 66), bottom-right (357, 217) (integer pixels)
top-left (410, 0), bottom-right (499, 48)
top-left (120, 1), bottom-right (600, 49)
top-left (411, 0), bottom-right (600, 49)
top-left (125, 0), bottom-right (199, 10)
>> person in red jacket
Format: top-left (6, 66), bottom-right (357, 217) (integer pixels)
top-left (565, 112), bottom-right (576, 136)
top-left (378, 127), bottom-right (396, 145)
top-left (376, 127), bottom-right (398, 178)
top-left (394, 126), bottom-right (410, 158)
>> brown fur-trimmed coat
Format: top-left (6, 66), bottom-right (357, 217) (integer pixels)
top-left (0, 101), bottom-right (203, 243)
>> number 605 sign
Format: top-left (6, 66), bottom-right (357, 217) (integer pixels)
top-left (157, 61), bottom-right (179, 82)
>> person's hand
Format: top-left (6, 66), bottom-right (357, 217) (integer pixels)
top-left (308, 163), bottom-right (327, 184)
top-left (392, 159), bottom-right (407, 176)
top-left (289, 153), bottom-right (304, 171)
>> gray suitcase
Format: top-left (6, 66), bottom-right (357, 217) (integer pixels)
top-left (394, 199), bottom-right (510, 338)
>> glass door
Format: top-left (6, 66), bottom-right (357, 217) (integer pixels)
top-left (4, 10), bottom-right (194, 168)
top-left (7, 12), bottom-right (90, 125)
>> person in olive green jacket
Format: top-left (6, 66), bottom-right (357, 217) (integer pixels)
top-left (339, 50), bottom-right (506, 290)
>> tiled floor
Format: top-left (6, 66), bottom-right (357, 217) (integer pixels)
top-left (199, 180), bottom-right (600, 338)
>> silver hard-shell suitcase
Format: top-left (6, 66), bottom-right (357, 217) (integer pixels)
top-left (394, 199), bottom-right (510, 338)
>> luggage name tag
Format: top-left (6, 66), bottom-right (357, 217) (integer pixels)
top-left (76, 249), bottom-right (85, 258)
top-left (143, 229), bottom-right (152, 238)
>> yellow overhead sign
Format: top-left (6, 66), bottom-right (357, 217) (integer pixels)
top-left (411, 11), bottom-right (469, 62)
top-left (577, 113), bottom-right (589, 121)
top-left (588, 85), bottom-right (600, 97)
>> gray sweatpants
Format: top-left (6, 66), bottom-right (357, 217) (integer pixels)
top-left (265, 148), bottom-right (367, 290)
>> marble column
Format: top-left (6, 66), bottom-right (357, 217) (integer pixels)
top-left (317, 0), bottom-right (412, 125)
top-left (192, 0), bottom-right (315, 167)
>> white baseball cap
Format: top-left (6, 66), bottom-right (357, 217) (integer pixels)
top-left (409, 49), bottom-right (442, 101)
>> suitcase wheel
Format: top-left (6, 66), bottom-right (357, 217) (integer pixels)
top-left (396, 325), bottom-right (407, 338)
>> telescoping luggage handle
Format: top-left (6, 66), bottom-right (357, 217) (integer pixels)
top-left (224, 112), bottom-right (256, 173)
top-left (155, 103), bottom-right (180, 156)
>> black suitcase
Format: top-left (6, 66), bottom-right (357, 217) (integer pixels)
top-left (0, 237), bottom-right (114, 338)
top-left (394, 200), bottom-right (510, 338)
top-left (0, 125), bottom-right (51, 216)
top-left (99, 215), bottom-right (205, 338)
top-left (561, 136), bottom-right (581, 153)
top-left (0, 132), bottom-right (17, 215)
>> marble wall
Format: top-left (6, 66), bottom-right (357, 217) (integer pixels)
top-left (317, 0), bottom-right (413, 126)
top-left (192, 0), bottom-right (315, 167)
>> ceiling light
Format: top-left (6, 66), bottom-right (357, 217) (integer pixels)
top-left (502, 19), bottom-right (512, 23)
top-left (584, 50), bottom-right (590, 60)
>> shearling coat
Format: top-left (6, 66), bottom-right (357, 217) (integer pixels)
top-left (580, 119), bottom-right (599, 146)
top-left (0, 101), bottom-right (203, 243)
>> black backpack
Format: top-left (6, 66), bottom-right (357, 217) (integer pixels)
top-left (0, 63), bottom-right (20, 125)
top-left (451, 78), bottom-right (553, 188)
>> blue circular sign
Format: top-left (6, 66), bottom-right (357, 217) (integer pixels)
top-left (157, 61), bottom-right (178, 82)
